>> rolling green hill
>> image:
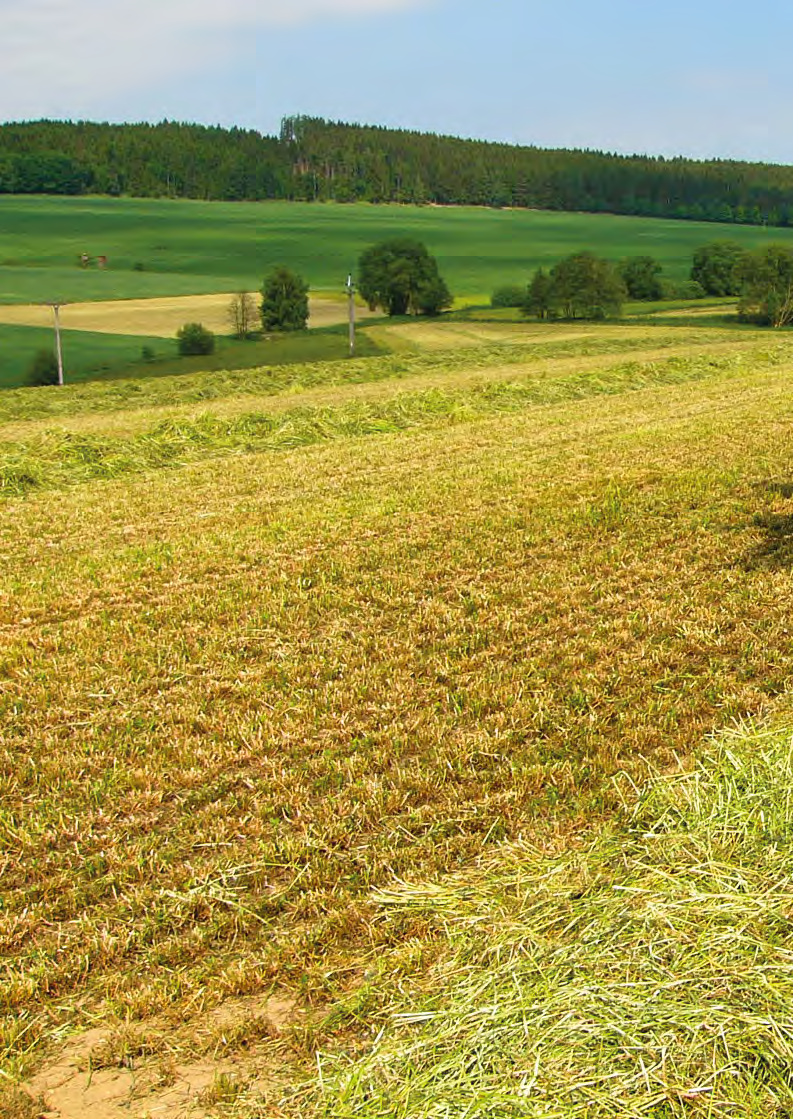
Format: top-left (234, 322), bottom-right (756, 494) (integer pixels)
top-left (3, 195), bottom-right (793, 308)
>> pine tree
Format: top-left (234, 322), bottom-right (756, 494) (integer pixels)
top-left (260, 268), bottom-right (309, 332)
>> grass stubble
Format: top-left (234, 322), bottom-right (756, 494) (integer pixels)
top-left (2, 315), bottom-right (793, 1115)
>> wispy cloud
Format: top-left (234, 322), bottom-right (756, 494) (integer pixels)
top-left (0, 0), bottom-right (430, 120)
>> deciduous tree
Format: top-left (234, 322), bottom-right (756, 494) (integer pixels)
top-left (358, 239), bottom-right (452, 316)
top-left (550, 252), bottom-right (625, 320)
top-left (229, 291), bottom-right (257, 339)
top-left (619, 255), bottom-right (663, 301)
top-left (691, 242), bottom-right (746, 296)
top-left (523, 267), bottom-right (555, 319)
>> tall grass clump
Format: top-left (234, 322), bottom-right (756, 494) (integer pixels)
top-left (311, 723), bottom-right (793, 1118)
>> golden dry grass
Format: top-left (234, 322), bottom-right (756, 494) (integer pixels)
top-left (3, 314), bottom-right (793, 1114)
top-left (0, 293), bottom-right (373, 338)
top-left (364, 319), bottom-right (588, 352)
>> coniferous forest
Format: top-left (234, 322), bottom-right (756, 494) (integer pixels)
top-left (3, 115), bottom-right (793, 227)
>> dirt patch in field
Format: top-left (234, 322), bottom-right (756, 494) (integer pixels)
top-left (17, 995), bottom-right (300, 1119)
top-left (0, 294), bottom-right (374, 338)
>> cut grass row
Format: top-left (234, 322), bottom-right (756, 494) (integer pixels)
top-left (3, 326), bottom-right (793, 1093)
top-left (0, 323), bottom-right (748, 426)
top-left (0, 346), bottom-right (779, 497)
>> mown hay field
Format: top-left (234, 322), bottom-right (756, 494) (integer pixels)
top-left (3, 312), bottom-right (793, 1117)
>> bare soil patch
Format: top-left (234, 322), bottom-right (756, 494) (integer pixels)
top-left (17, 996), bottom-right (299, 1119)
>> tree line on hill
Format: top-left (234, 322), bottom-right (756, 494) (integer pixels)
top-left (4, 117), bottom-right (793, 227)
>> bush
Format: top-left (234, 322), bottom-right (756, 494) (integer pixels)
top-left (660, 279), bottom-right (706, 300)
top-left (490, 284), bottom-right (525, 309)
top-left (176, 322), bottom-right (215, 356)
top-left (26, 349), bottom-right (59, 386)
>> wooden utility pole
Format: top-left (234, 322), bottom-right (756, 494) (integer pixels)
top-left (346, 274), bottom-right (356, 357)
top-left (47, 303), bottom-right (65, 385)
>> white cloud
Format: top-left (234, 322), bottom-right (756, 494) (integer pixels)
top-left (0, 0), bottom-right (429, 120)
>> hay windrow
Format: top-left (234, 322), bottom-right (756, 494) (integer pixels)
top-left (0, 348), bottom-right (763, 496)
top-left (309, 725), bottom-right (793, 1117)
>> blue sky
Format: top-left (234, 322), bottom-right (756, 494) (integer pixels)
top-left (2, 0), bottom-right (791, 163)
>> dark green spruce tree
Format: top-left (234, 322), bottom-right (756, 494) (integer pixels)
top-left (260, 267), bottom-right (309, 331)
top-left (524, 267), bottom-right (555, 319)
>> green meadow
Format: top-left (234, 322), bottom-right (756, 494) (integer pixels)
top-left (0, 323), bottom-right (167, 387)
top-left (1, 194), bottom-right (789, 390)
top-left (3, 195), bottom-right (793, 304)
top-left (0, 322), bottom-right (382, 390)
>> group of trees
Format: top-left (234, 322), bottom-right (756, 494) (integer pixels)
top-left (520, 251), bottom-right (704, 319)
top-left (5, 116), bottom-right (793, 228)
top-left (175, 268), bottom-right (311, 355)
top-left (523, 253), bottom-right (626, 320)
top-left (494, 252), bottom-right (651, 321)
top-left (173, 240), bottom-right (449, 365)
top-left (510, 239), bottom-right (793, 328)
top-left (687, 239), bottom-right (793, 325)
